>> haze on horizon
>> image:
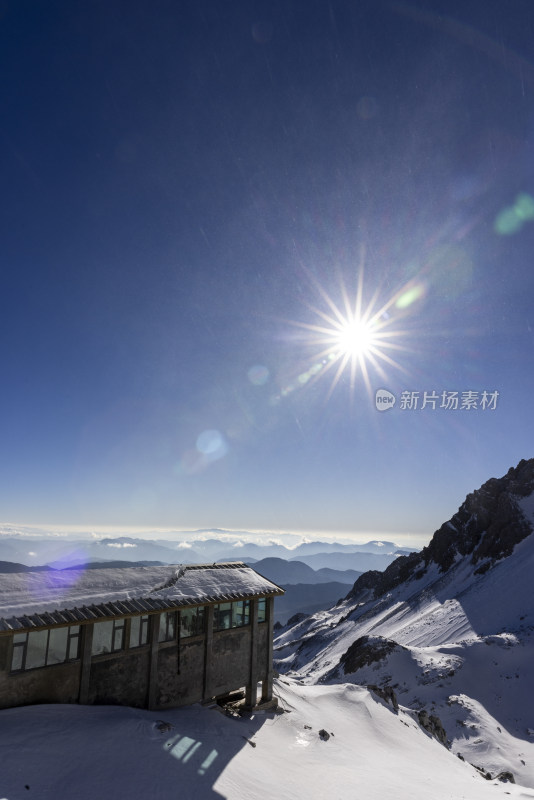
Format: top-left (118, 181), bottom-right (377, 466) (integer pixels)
top-left (0, 521), bottom-right (428, 551)
top-left (1, 1), bottom-right (532, 539)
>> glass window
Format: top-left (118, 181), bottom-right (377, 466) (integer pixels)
top-left (11, 645), bottom-right (24, 671)
top-left (92, 620), bottom-right (114, 655)
top-left (232, 600), bottom-right (250, 628)
top-left (140, 615), bottom-right (149, 645)
top-left (112, 620), bottom-right (124, 651)
top-left (195, 606), bottom-right (205, 635)
top-left (180, 607), bottom-right (193, 637)
top-left (180, 606), bottom-right (205, 638)
top-left (47, 626), bottom-right (68, 665)
top-left (214, 601), bottom-right (251, 631)
top-left (158, 611), bottom-right (176, 642)
top-left (67, 627), bottom-right (80, 661)
top-left (214, 602), bottom-right (232, 631)
top-left (231, 601), bottom-right (243, 628)
top-left (10, 626), bottom-right (81, 671)
top-left (130, 615), bottom-right (140, 646)
top-left (92, 619), bottom-right (125, 655)
top-left (257, 598), bottom-right (267, 623)
top-left (129, 615), bottom-right (149, 647)
top-left (11, 633), bottom-right (26, 671)
top-left (26, 629), bottom-right (48, 669)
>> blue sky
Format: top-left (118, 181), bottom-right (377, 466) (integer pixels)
top-left (1, 0), bottom-right (534, 543)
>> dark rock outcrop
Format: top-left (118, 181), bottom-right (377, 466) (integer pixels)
top-left (471, 767), bottom-right (515, 783)
top-left (346, 458), bottom-right (534, 603)
top-left (367, 684), bottom-right (399, 712)
top-left (417, 709), bottom-right (448, 747)
top-left (472, 764), bottom-right (492, 780)
top-left (495, 771), bottom-right (515, 783)
top-left (339, 635), bottom-right (403, 675)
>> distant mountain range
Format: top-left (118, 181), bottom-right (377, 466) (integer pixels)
top-left (288, 550), bottom-right (401, 572)
top-left (274, 457), bottom-right (534, 787)
top-left (0, 534), bottom-right (410, 574)
top-left (247, 557), bottom-right (362, 586)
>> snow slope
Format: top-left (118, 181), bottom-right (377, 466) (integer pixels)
top-left (0, 678), bottom-right (531, 800)
top-left (274, 520), bottom-right (534, 788)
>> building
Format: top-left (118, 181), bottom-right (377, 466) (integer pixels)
top-left (0, 562), bottom-right (284, 711)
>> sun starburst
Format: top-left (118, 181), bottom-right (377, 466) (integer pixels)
top-left (289, 266), bottom-right (419, 403)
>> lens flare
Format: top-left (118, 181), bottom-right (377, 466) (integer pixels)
top-left (495, 193), bottom-right (534, 236)
top-left (396, 285), bottom-right (425, 309)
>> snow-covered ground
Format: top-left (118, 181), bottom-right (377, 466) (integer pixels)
top-left (1, 678), bottom-right (531, 800)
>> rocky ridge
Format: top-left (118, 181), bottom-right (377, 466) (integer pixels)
top-left (347, 458), bottom-right (534, 604)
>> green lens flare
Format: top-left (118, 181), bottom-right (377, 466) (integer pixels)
top-left (395, 285), bottom-right (424, 309)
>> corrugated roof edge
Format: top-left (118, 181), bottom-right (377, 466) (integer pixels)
top-left (0, 562), bottom-right (284, 633)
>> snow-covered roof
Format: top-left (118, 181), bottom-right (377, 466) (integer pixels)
top-left (0, 562), bottom-right (284, 632)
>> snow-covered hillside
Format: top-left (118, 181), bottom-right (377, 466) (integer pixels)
top-left (0, 678), bottom-right (530, 800)
top-left (275, 458), bottom-right (534, 789)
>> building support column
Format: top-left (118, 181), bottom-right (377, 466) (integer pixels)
top-left (245, 598), bottom-right (259, 708)
top-left (78, 623), bottom-right (93, 705)
top-left (202, 605), bottom-right (214, 701)
top-left (261, 596), bottom-right (274, 703)
top-left (147, 613), bottom-right (160, 710)
top-left (124, 617), bottom-right (132, 650)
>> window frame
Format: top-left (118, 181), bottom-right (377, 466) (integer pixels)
top-left (91, 618), bottom-right (125, 657)
top-left (158, 610), bottom-right (177, 643)
top-left (257, 597), bottom-right (267, 623)
top-left (180, 605), bottom-right (205, 638)
top-left (213, 599), bottom-right (251, 632)
top-left (129, 614), bottom-right (150, 648)
top-left (10, 625), bottom-right (81, 673)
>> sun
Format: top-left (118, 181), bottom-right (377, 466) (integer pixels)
top-left (287, 266), bottom-right (417, 402)
top-left (335, 317), bottom-right (377, 358)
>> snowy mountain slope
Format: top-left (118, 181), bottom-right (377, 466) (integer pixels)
top-left (0, 678), bottom-right (530, 800)
top-left (274, 458), bottom-right (534, 788)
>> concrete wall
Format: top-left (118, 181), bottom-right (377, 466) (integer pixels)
top-left (156, 637), bottom-right (205, 707)
top-left (0, 662), bottom-right (81, 709)
top-left (155, 626), bottom-right (262, 708)
top-left (88, 649), bottom-right (150, 707)
top-left (209, 627), bottom-right (252, 697)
